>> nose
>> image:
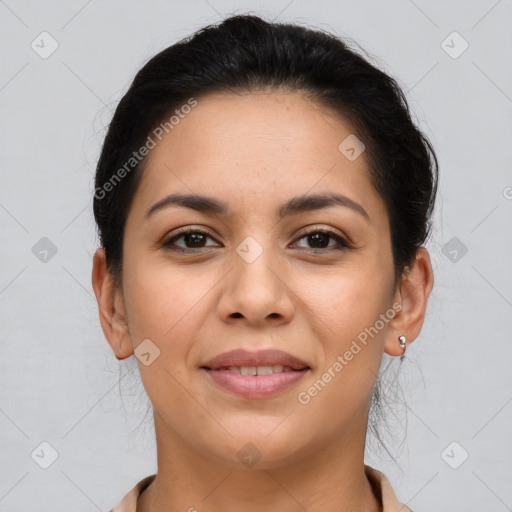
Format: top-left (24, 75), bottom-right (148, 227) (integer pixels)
top-left (216, 240), bottom-right (295, 328)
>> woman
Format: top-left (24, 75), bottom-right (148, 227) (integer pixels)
top-left (92, 13), bottom-right (437, 511)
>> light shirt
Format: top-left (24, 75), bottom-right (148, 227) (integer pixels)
top-left (108, 465), bottom-right (413, 511)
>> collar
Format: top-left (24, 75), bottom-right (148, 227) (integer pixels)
top-left (110, 465), bottom-right (412, 512)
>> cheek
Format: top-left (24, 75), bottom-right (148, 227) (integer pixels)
top-left (297, 260), bottom-right (393, 399)
top-left (305, 262), bottom-right (391, 345)
top-left (123, 255), bottom-right (208, 340)
top-left (294, 272), bottom-right (388, 430)
top-left (122, 259), bottom-right (211, 403)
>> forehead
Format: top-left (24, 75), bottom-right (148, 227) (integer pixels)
top-left (129, 91), bottom-right (387, 225)
top-left (150, 90), bottom-right (355, 164)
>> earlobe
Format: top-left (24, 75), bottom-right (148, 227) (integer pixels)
top-left (384, 247), bottom-right (434, 357)
top-left (91, 248), bottom-right (134, 360)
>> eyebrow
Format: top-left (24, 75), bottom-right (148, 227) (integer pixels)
top-left (145, 192), bottom-right (370, 222)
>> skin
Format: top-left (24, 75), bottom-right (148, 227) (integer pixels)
top-left (92, 90), bottom-right (433, 511)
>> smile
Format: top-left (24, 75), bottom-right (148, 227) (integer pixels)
top-left (202, 366), bottom-right (310, 398)
top-left (214, 365), bottom-right (297, 375)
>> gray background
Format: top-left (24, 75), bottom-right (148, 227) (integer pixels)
top-left (1, 1), bottom-right (511, 510)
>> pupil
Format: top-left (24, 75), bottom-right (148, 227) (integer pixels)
top-left (310, 233), bottom-right (327, 248)
top-left (187, 233), bottom-right (204, 247)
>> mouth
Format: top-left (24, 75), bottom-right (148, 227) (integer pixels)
top-left (200, 348), bottom-right (311, 399)
top-left (205, 365), bottom-right (304, 375)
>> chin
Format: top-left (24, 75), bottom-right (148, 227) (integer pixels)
top-left (201, 423), bottom-right (313, 470)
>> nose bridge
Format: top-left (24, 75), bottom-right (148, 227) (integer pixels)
top-left (234, 232), bottom-right (282, 302)
top-left (217, 230), bottom-right (294, 326)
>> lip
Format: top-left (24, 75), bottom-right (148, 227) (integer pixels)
top-left (200, 348), bottom-right (311, 399)
top-left (201, 348), bottom-right (310, 371)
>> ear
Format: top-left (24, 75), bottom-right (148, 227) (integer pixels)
top-left (91, 248), bottom-right (134, 360)
top-left (384, 247), bottom-right (434, 356)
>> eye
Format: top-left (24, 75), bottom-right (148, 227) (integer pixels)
top-left (292, 228), bottom-right (353, 252)
top-left (162, 226), bottom-right (219, 252)
top-left (161, 226), bottom-right (353, 253)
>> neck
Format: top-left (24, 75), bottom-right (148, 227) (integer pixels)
top-left (137, 412), bottom-right (381, 512)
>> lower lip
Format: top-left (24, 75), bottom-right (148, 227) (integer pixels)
top-left (202, 368), bottom-right (309, 398)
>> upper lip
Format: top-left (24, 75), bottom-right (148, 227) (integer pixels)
top-left (201, 349), bottom-right (310, 370)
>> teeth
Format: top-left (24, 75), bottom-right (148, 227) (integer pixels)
top-left (223, 365), bottom-right (294, 375)
top-left (256, 366), bottom-right (273, 375)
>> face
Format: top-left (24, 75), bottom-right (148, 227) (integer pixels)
top-left (108, 91), bottom-right (402, 469)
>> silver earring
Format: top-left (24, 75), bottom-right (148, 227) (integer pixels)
top-left (398, 335), bottom-right (407, 359)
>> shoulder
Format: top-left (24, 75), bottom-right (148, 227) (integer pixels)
top-left (109, 474), bottom-right (156, 512)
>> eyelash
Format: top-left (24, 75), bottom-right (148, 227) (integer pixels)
top-left (161, 226), bottom-right (353, 254)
